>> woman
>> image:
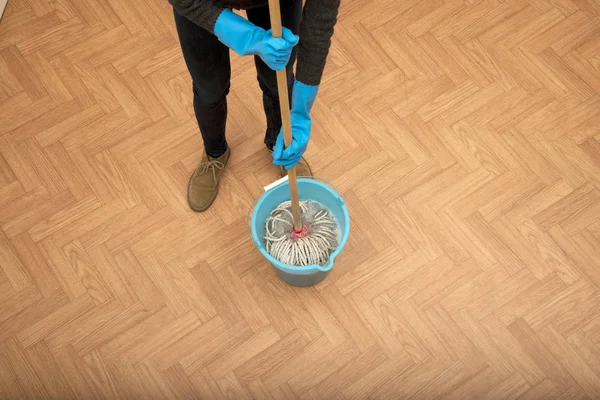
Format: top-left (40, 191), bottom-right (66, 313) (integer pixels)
top-left (170, 0), bottom-right (340, 211)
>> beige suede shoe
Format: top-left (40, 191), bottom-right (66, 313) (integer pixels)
top-left (187, 147), bottom-right (230, 212)
top-left (269, 146), bottom-right (312, 177)
top-left (277, 155), bottom-right (312, 178)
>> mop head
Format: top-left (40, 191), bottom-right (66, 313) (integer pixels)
top-left (264, 199), bottom-right (340, 266)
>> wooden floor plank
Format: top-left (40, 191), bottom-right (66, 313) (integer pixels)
top-left (1, 0), bottom-right (600, 397)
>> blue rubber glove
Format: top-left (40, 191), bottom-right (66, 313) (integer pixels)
top-left (214, 9), bottom-right (299, 71)
top-left (272, 80), bottom-right (319, 169)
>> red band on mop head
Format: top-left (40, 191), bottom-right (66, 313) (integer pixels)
top-left (291, 226), bottom-right (308, 239)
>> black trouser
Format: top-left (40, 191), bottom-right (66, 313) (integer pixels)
top-left (173, 1), bottom-right (302, 158)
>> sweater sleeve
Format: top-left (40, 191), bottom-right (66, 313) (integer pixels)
top-left (295, 0), bottom-right (341, 86)
top-left (169, 0), bottom-right (224, 33)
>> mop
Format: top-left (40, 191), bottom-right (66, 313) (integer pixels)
top-left (263, 0), bottom-right (340, 267)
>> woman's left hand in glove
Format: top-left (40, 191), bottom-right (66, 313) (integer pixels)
top-left (272, 80), bottom-right (319, 169)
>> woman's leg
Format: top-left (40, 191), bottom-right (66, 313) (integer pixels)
top-left (173, 8), bottom-right (231, 158)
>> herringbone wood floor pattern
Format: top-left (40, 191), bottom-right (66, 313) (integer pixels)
top-left (2, 0), bottom-right (600, 398)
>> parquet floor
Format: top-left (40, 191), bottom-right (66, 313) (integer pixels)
top-left (2, 0), bottom-right (600, 398)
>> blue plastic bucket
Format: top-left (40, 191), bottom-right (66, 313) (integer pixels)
top-left (250, 177), bottom-right (350, 287)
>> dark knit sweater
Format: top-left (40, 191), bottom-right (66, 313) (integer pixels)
top-left (169, 0), bottom-right (340, 86)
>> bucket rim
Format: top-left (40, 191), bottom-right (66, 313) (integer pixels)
top-left (250, 177), bottom-right (350, 273)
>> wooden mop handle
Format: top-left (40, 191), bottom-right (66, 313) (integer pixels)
top-left (267, 0), bottom-right (302, 231)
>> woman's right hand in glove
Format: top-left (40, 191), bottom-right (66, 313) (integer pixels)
top-left (214, 9), bottom-right (299, 70)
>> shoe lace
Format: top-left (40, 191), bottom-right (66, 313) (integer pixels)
top-left (199, 159), bottom-right (225, 182)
